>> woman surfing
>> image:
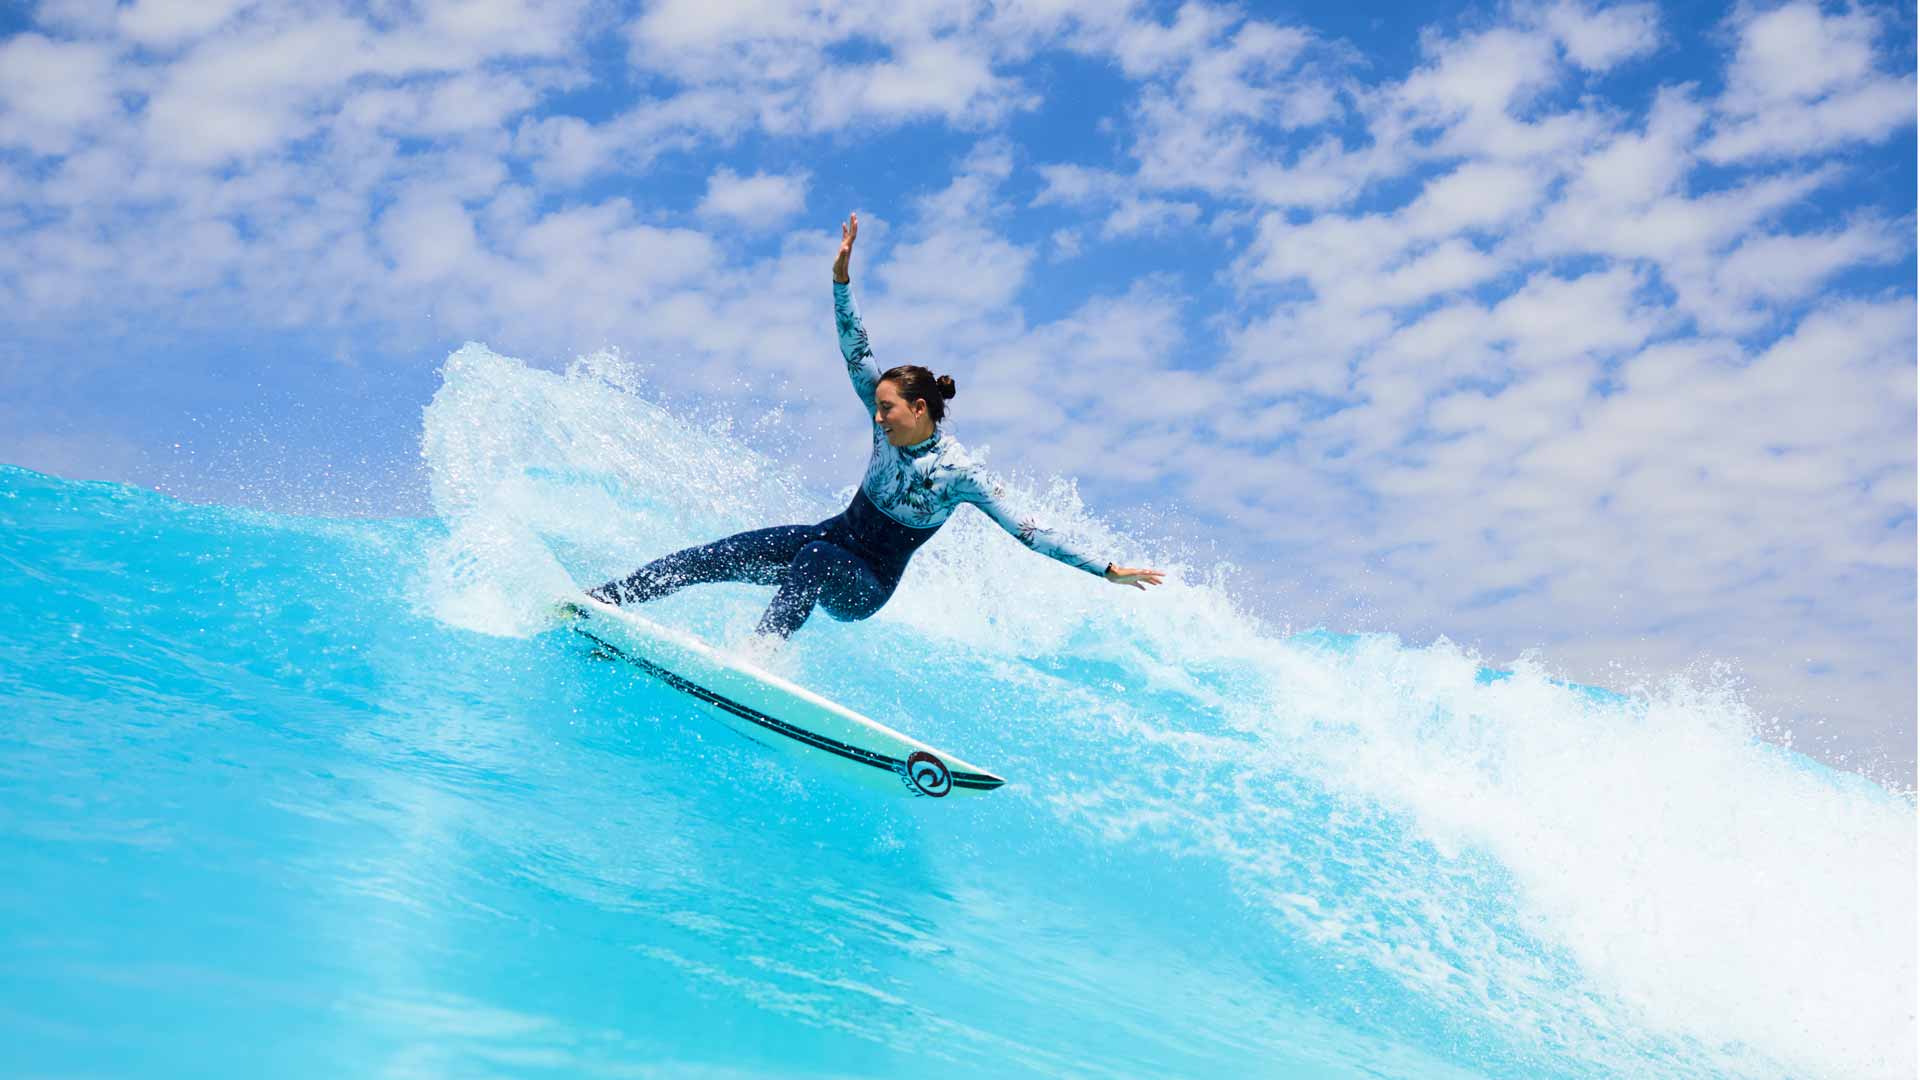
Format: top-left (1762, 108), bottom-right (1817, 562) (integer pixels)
top-left (586, 212), bottom-right (1165, 642)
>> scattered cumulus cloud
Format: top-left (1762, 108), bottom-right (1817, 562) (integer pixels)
top-left (697, 167), bottom-right (811, 230)
top-left (1540, 0), bottom-right (1662, 70)
top-left (1702, 0), bottom-right (1916, 162)
top-left (0, 34), bottom-right (119, 155)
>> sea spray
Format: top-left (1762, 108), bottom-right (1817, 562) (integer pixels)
top-left (2, 343), bottom-right (1909, 1078)
top-left (415, 344), bottom-right (1914, 1078)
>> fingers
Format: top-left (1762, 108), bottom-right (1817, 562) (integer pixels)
top-left (1108, 566), bottom-right (1166, 589)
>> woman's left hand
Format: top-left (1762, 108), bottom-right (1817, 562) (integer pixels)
top-left (1104, 564), bottom-right (1165, 590)
top-left (833, 211), bottom-right (858, 283)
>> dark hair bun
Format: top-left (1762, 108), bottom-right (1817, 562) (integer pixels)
top-left (936, 374), bottom-right (957, 400)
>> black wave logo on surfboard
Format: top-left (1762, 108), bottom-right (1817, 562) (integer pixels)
top-left (902, 750), bottom-right (952, 798)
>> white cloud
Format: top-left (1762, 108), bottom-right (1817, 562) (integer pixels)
top-left (1524, 77), bottom-right (1881, 335)
top-left (500, 202), bottom-right (720, 323)
top-left (1489, 266), bottom-right (1659, 368)
top-left (410, 0), bottom-right (589, 59)
top-left (1032, 163), bottom-right (1202, 237)
top-left (623, 0), bottom-right (1049, 136)
top-left (1545, 163), bottom-right (1833, 265)
top-left (31, 0), bottom-right (122, 35)
top-left (1103, 196), bottom-right (1201, 237)
top-left (341, 71), bottom-right (552, 141)
top-left (117, 0), bottom-right (252, 48)
top-left (1540, 0), bottom-right (1660, 71)
top-left (1553, 85), bottom-right (1702, 207)
top-left (875, 205), bottom-right (1032, 315)
top-left (626, 0), bottom-right (836, 59)
top-left (1032, 162), bottom-right (1121, 206)
top-left (1702, 74), bottom-right (1917, 163)
top-left (1096, 1), bottom-right (1237, 77)
top-left (1395, 25), bottom-right (1563, 123)
top-left (1227, 301), bottom-right (1388, 399)
top-left (122, 2), bottom-right (588, 166)
top-left (1373, 240), bottom-right (1506, 309)
top-left (843, 38), bottom-right (1032, 127)
top-left (1402, 161), bottom-right (1546, 237)
top-left (0, 34), bottom-right (120, 156)
top-left (1718, 1), bottom-right (1881, 109)
top-left (1101, 4), bottom-right (1636, 216)
top-left (415, 72), bottom-right (551, 135)
top-left (1178, 20), bottom-right (1313, 120)
top-left (959, 279), bottom-right (1215, 479)
top-left (379, 193), bottom-right (482, 286)
top-left (1702, 0), bottom-right (1915, 163)
top-left (697, 167), bottom-right (810, 230)
top-left (1110, 12), bottom-right (1366, 209)
top-left (1235, 157), bottom-right (1547, 321)
top-left (140, 14), bottom-right (373, 164)
top-left (514, 88), bottom-right (747, 186)
top-left (1674, 218), bottom-right (1906, 332)
top-left (1048, 227), bottom-right (1082, 260)
top-left (513, 114), bottom-right (608, 185)
top-left (866, 147), bottom-right (1035, 319)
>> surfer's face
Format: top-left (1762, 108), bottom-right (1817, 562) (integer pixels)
top-left (874, 380), bottom-right (934, 447)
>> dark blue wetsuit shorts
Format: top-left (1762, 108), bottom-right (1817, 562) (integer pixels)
top-left (589, 489), bottom-right (941, 638)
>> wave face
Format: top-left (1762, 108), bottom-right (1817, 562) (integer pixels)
top-left (1, 344), bottom-right (1912, 1079)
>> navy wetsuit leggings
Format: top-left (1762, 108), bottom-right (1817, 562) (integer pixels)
top-left (589, 523), bottom-right (895, 638)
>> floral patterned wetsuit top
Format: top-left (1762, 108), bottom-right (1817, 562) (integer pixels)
top-left (834, 280), bottom-right (1108, 577)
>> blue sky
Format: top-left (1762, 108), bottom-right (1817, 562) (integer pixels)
top-left (1, 0), bottom-right (1914, 778)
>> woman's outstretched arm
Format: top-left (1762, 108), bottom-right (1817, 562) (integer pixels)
top-left (959, 471), bottom-right (1165, 589)
top-left (832, 212), bottom-right (880, 412)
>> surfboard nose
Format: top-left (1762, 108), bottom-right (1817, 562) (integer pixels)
top-left (949, 769), bottom-right (1006, 792)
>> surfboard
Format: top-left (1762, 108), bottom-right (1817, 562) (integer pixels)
top-left (558, 596), bottom-right (1007, 799)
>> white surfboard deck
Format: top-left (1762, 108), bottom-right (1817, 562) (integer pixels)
top-left (559, 596), bottom-right (1006, 799)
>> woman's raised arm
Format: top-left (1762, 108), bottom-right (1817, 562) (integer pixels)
top-left (832, 212), bottom-right (880, 411)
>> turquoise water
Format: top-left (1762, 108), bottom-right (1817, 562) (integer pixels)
top-left (2, 346), bottom-right (1913, 1078)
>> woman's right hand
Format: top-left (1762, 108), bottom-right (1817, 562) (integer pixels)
top-left (1104, 564), bottom-right (1166, 590)
top-left (833, 211), bottom-right (858, 283)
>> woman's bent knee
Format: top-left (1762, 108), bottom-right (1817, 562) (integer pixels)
top-left (790, 542), bottom-right (889, 621)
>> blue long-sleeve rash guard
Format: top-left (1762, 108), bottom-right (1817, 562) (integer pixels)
top-left (833, 280), bottom-right (1108, 578)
